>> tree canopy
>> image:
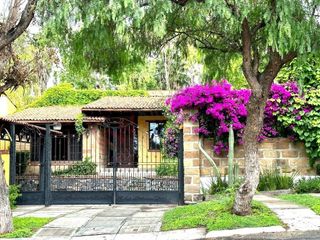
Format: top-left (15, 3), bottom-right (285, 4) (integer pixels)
top-left (38, 0), bottom-right (320, 89)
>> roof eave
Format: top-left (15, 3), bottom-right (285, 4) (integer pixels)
top-left (82, 108), bottom-right (163, 112)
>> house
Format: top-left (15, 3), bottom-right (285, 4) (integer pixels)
top-left (5, 93), bottom-right (182, 205)
top-left (7, 95), bottom-right (168, 168)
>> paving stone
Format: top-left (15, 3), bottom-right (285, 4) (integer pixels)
top-left (46, 217), bottom-right (90, 228)
top-left (310, 193), bottom-right (320, 198)
top-left (97, 209), bottom-right (138, 217)
top-left (119, 222), bottom-right (162, 234)
top-left (157, 228), bottom-right (206, 240)
top-left (132, 211), bottom-right (165, 218)
top-left (72, 234), bottom-right (115, 240)
top-left (24, 211), bottom-right (71, 218)
top-left (254, 194), bottom-right (320, 231)
top-left (34, 227), bottom-right (75, 237)
top-left (66, 209), bottom-right (105, 218)
top-left (75, 226), bottom-right (121, 236)
top-left (84, 217), bottom-right (125, 228)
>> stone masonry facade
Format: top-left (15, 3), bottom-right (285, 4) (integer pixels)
top-left (200, 137), bottom-right (314, 177)
top-left (182, 117), bottom-right (314, 202)
top-left (183, 118), bottom-right (203, 202)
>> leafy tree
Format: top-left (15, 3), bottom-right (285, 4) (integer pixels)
top-left (0, 0), bottom-right (37, 234)
top-left (39, 0), bottom-right (320, 215)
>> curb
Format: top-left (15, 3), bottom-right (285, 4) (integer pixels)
top-left (205, 226), bottom-right (286, 239)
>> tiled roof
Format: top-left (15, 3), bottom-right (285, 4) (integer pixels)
top-left (6, 106), bottom-right (104, 123)
top-left (82, 96), bottom-right (167, 111)
top-left (0, 117), bottom-right (62, 134)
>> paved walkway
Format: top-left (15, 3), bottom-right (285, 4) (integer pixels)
top-left (11, 193), bottom-right (320, 240)
top-left (254, 194), bottom-right (320, 231)
top-left (15, 204), bottom-right (179, 239)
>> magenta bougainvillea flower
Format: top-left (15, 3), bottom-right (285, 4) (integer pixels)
top-left (165, 80), bottom-right (308, 155)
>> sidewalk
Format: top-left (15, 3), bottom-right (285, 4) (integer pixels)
top-left (8, 194), bottom-right (320, 240)
top-left (254, 194), bottom-right (320, 231)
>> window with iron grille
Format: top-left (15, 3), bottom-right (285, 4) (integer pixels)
top-left (148, 121), bottom-right (165, 151)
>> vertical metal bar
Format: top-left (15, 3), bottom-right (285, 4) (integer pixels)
top-left (178, 129), bottom-right (184, 205)
top-left (112, 127), bottom-right (117, 204)
top-left (44, 124), bottom-right (52, 206)
top-left (9, 124), bottom-right (16, 185)
top-left (40, 135), bottom-right (45, 193)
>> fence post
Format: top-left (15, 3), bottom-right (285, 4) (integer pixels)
top-left (112, 127), bottom-right (117, 205)
top-left (178, 128), bottom-right (185, 205)
top-left (9, 124), bottom-right (16, 185)
top-left (44, 124), bottom-right (52, 206)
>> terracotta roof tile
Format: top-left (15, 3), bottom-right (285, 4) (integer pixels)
top-left (6, 106), bottom-right (105, 123)
top-left (82, 96), bottom-right (166, 111)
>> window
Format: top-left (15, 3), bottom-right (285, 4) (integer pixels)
top-left (52, 132), bottom-right (82, 161)
top-left (149, 121), bottom-right (165, 151)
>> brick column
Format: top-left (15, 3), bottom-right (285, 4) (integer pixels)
top-left (183, 112), bottom-right (202, 202)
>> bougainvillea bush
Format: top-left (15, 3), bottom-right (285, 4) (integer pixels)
top-left (165, 80), bottom-right (311, 161)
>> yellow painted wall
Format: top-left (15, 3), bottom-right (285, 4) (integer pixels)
top-left (138, 115), bottom-right (166, 168)
top-left (0, 141), bottom-right (10, 184)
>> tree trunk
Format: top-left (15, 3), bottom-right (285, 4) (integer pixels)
top-left (0, 154), bottom-right (13, 234)
top-left (232, 92), bottom-right (266, 215)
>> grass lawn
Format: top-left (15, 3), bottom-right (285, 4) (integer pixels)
top-left (278, 194), bottom-right (320, 215)
top-left (0, 217), bottom-right (52, 238)
top-left (161, 196), bottom-right (282, 231)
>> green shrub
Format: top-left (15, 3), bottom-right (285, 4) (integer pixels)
top-left (294, 177), bottom-right (320, 193)
top-left (257, 169), bottom-right (295, 191)
top-left (155, 161), bottom-right (178, 177)
top-left (53, 158), bottom-right (97, 176)
top-left (9, 185), bottom-right (22, 208)
top-left (208, 176), bottom-right (228, 195)
top-left (316, 164), bottom-right (320, 175)
top-left (29, 83), bottom-right (148, 108)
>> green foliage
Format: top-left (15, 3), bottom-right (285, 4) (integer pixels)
top-left (294, 177), bottom-right (320, 194)
top-left (9, 185), bottom-right (22, 209)
top-left (277, 54), bottom-right (320, 90)
top-left (161, 196), bottom-right (281, 231)
top-left (52, 158), bottom-right (97, 176)
top-left (75, 113), bottom-right (85, 136)
top-left (276, 89), bottom-right (320, 166)
top-left (316, 164), bottom-right (320, 176)
top-left (38, 0), bottom-right (320, 91)
top-left (257, 169), bottom-right (295, 191)
top-left (208, 176), bottom-right (229, 195)
top-left (0, 217), bottom-right (52, 238)
top-left (155, 160), bottom-right (178, 177)
top-left (278, 194), bottom-right (320, 215)
top-left (28, 83), bottom-right (147, 108)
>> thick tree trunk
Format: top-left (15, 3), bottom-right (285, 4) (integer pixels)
top-left (232, 92), bottom-right (267, 215)
top-left (0, 154), bottom-right (13, 234)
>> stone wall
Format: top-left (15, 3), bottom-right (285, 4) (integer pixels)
top-left (182, 113), bottom-right (315, 201)
top-left (183, 117), bottom-right (203, 202)
top-left (200, 137), bottom-right (314, 177)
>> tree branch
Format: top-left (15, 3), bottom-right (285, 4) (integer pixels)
top-left (224, 0), bottom-right (239, 16)
top-left (0, 0), bottom-right (37, 51)
top-left (241, 18), bottom-right (260, 92)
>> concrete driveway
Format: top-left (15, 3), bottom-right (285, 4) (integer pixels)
top-left (14, 204), bottom-right (176, 239)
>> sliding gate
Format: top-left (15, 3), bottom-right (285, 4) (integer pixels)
top-left (13, 118), bottom-right (184, 205)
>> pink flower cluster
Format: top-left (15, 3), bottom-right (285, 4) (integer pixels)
top-left (166, 80), bottom-right (306, 155)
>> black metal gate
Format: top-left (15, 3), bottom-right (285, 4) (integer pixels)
top-left (12, 118), bottom-right (184, 205)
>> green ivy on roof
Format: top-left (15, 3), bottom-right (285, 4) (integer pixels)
top-left (29, 83), bottom-right (148, 108)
